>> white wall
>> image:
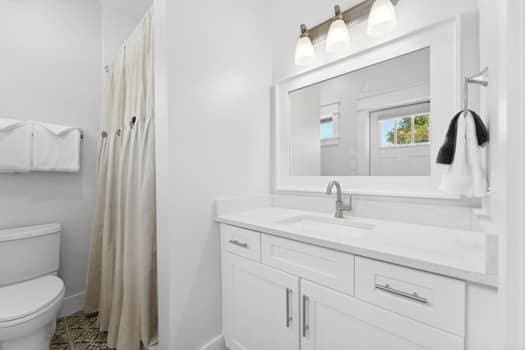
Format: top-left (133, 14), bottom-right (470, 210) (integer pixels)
top-left (152, 1), bottom-right (171, 350)
top-left (0, 0), bottom-right (101, 309)
top-left (158, 0), bottom-right (272, 349)
top-left (100, 0), bottom-right (152, 67)
top-left (476, 0), bottom-right (523, 348)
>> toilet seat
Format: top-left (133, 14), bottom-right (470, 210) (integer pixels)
top-left (0, 276), bottom-right (65, 326)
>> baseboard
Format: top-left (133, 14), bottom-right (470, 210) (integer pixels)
top-left (199, 334), bottom-right (226, 350)
top-left (60, 291), bottom-right (86, 317)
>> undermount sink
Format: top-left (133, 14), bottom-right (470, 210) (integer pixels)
top-left (276, 215), bottom-right (374, 239)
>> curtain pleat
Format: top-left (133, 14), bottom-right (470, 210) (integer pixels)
top-left (85, 10), bottom-right (157, 350)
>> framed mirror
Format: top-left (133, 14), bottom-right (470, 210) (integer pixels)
top-left (274, 15), bottom-right (480, 196)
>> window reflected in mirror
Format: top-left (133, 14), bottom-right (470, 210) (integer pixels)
top-left (379, 114), bottom-right (430, 146)
top-left (370, 102), bottom-right (430, 176)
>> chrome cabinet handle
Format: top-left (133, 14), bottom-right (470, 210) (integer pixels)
top-left (228, 240), bottom-right (249, 249)
top-left (375, 283), bottom-right (428, 304)
top-left (302, 295), bottom-right (310, 338)
top-left (285, 288), bottom-right (293, 328)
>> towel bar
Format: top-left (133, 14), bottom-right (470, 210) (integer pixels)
top-left (463, 67), bottom-right (489, 115)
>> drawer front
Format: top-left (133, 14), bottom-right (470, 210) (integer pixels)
top-left (261, 235), bottom-right (355, 296)
top-left (355, 257), bottom-right (466, 336)
top-left (221, 225), bottom-right (261, 262)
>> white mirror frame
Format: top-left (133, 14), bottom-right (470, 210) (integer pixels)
top-left (273, 18), bottom-right (467, 198)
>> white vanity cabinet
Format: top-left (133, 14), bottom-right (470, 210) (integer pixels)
top-left (220, 224), bottom-right (475, 350)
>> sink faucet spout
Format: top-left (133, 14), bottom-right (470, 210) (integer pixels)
top-left (326, 181), bottom-right (352, 219)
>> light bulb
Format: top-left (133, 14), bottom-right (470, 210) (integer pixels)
top-left (326, 6), bottom-right (351, 55)
top-left (367, 0), bottom-right (397, 37)
top-left (294, 24), bottom-right (315, 66)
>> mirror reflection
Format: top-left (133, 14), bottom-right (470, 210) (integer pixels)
top-left (289, 48), bottom-right (431, 176)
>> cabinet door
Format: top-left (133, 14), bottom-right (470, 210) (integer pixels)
top-left (222, 253), bottom-right (300, 350)
top-left (300, 280), bottom-right (464, 350)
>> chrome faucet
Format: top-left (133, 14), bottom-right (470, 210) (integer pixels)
top-left (326, 181), bottom-right (352, 218)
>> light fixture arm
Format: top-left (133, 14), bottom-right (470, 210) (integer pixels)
top-left (334, 5), bottom-right (343, 20)
top-left (300, 24), bottom-right (309, 38)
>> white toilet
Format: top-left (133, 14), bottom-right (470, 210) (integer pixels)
top-left (0, 223), bottom-right (65, 350)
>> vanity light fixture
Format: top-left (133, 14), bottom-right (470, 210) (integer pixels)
top-left (295, 24), bottom-right (316, 66)
top-left (326, 5), bottom-right (351, 55)
top-left (367, 0), bottom-right (398, 37)
top-left (293, 0), bottom-right (400, 66)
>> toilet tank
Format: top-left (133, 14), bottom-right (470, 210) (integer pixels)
top-left (0, 223), bottom-right (61, 287)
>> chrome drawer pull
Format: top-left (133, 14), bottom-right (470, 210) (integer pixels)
top-left (285, 288), bottom-right (293, 328)
top-left (228, 240), bottom-right (249, 249)
top-left (375, 283), bottom-right (428, 304)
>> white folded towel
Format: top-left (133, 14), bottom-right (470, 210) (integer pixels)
top-left (439, 111), bottom-right (488, 197)
top-left (31, 121), bottom-right (81, 172)
top-left (0, 118), bottom-right (32, 173)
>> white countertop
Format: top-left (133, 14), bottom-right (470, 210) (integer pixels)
top-left (216, 207), bottom-right (498, 287)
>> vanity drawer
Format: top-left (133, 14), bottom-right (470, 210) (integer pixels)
top-left (261, 235), bottom-right (355, 296)
top-left (355, 257), bottom-right (466, 336)
top-left (221, 225), bottom-right (261, 262)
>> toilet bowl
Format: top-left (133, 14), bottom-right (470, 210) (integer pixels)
top-left (0, 276), bottom-right (65, 350)
top-left (0, 224), bottom-right (65, 350)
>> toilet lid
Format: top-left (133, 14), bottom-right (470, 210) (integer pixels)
top-left (0, 276), bottom-right (64, 322)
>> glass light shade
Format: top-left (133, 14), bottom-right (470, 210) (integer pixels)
top-left (295, 36), bottom-right (315, 66)
top-left (367, 0), bottom-right (397, 37)
top-left (326, 19), bottom-right (351, 55)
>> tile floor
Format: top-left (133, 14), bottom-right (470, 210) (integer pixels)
top-left (50, 311), bottom-right (110, 350)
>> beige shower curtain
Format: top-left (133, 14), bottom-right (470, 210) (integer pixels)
top-left (85, 11), bottom-right (157, 350)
